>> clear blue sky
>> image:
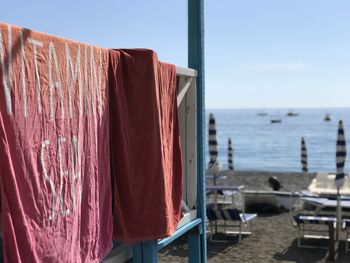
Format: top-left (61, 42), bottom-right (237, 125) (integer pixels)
top-left (2, 0), bottom-right (350, 109)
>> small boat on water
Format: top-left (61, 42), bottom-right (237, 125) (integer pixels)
top-left (324, 114), bottom-right (332, 121)
top-left (271, 119), bottom-right (282, 123)
top-left (257, 111), bottom-right (268, 116)
top-left (286, 111), bottom-right (298, 117)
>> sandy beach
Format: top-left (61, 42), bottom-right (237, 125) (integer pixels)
top-left (159, 171), bottom-right (350, 263)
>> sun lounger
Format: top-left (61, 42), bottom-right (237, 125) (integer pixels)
top-left (308, 173), bottom-right (350, 196)
top-left (206, 205), bottom-right (257, 242)
top-left (292, 214), bottom-right (337, 249)
top-left (206, 175), bottom-right (228, 186)
top-left (206, 184), bottom-right (256, 242)
top-left (343, 219), bottom-right (350, 253)
top-left (206, 185), bottom-right (245, 208)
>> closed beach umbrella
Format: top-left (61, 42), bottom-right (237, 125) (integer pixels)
top-left (228, 138), bottom-right (233, 171)
top-left (335, 120), bottom-right (346, 240)
top-left (301, 137), bottom-right (308, 172)
top-left (208, 113), bottom-right (219, 172)
top-left (335, 120), bottom-right (346, 188)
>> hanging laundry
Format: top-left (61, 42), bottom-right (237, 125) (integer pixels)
top-left (109, 49), bottom-right (183, 243)
top-left (0, 23), bottom-right (112, 262)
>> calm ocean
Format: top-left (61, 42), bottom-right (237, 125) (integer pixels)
top-left (205, 108), bottom-right (350, 173)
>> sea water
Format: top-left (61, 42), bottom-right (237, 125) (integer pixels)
top-left (205, 108), bottom-right (350, 173)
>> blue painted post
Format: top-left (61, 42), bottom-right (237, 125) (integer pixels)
top-left (132, 243), bottom-right (143, 262)
top-left (189, 231), bottom-right (201, 263)
top-left (132, 241), bottom-right (158, 263)
top-left (143, 241), bottom-right (158, 263)
top-left (188, 0), bottom-right (206, 262)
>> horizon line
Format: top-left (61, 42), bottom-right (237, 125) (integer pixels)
top-left (206, 106), bottom-right (350, 110)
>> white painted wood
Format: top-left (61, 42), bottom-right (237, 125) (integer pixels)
top-left (176, 72), bottom-right (197, 211)
top-left (177, 77), bottom-right (193, 107)
top-left (177, 76), bottom-right (188, 204)
top-left (185, 76), bottom-right (197, 210)
top-left (182, 200), bottom-right (190, 212)
top-left (176, 66), bottom-right (197, 77)
top-left (177, 209), bottom-right (198, 229)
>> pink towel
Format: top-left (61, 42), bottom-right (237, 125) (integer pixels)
top-left (0, 23), bottom-right (112, 262)
top-left (109, 49), bottom-right (183, 243)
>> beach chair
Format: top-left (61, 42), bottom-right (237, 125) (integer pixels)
top-left (206, 205), bottom-right (257, 242)
top-left (206, 185), bottom-right (245, 208)
top-left (206, 188), bottom-right (237, 206)
top-left (292, 214), bottom-right (337, 248)
top-left (343, 219), bottom-right (350, 253)
top-left (205, 174), bottom-right (228, 187)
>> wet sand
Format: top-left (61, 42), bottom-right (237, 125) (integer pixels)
top-left (159, 171), bottom-right (350, 263)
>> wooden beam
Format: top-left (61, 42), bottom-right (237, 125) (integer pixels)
top-left (157, 218), bottom-right (202, 250)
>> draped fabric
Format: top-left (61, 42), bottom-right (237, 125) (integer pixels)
top-left (109, 49), bottom-right (183, 243)
top-left (0, 23), bottom-right (112, 262)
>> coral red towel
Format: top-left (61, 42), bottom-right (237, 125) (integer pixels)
top-left (0, 23), bottom-right (112, 262)
top-left (109, 49), bottom-right (183, 243)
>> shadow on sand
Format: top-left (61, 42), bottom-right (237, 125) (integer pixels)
top-left (273, 239), bottom-right (350, 263)
top-left (158, 233), bottom-right (246, 259)
top-left (207, 233), bottom-right (244, 259)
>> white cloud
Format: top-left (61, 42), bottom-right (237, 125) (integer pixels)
top-left (242, 63), bottom-right (311, 72)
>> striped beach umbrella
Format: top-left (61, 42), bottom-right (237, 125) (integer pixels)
top-left (228, 138), bottom-right (233, 171)
top-left (301, 137), bottom-right (308, 172)
top-left (335, 120), bottom-right (346, 188)
top-left (208, 113), bottom-right (219, 171)
top-left (335, 120), bottom-right (346, 241)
